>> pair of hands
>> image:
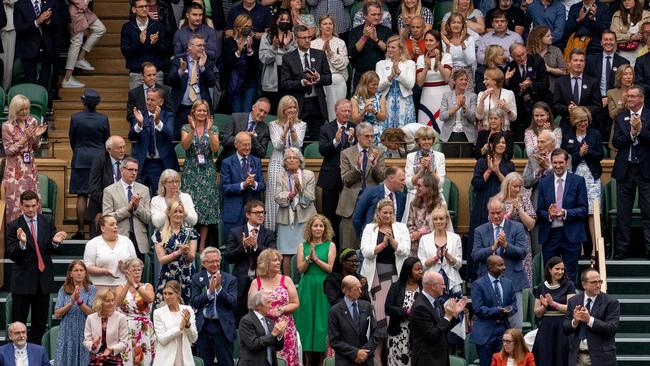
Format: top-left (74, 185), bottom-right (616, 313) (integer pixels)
top-left (362, 24), bottom-right (378, 42)
top-left (444, 297), bottom-right (468, 318)
top-left (548, 203), bottom-right (566, 220)
top-left (91, 337), bottom-right (114, 356)
top-left (208, 272), bottom-right (223, 292)
top-left (335, 127), bottom-right (355, 144)
top-left (21, 123), bottom-right (47, 144)
top-left (573, 304), bottom-right (591, 323)
top-left (128, 192), bottom-right (142, 212)
top-left (188, 114), bottom-right (214, 132)
top-left (631, 113), bottom-right (643, 136)
top-left (139, 30), bottom-right (159, 44)
top-left (242, 231), bottom-right (258, 249)
top-left (491, 230), bottom-right (507, 253)
top-left (133, 106), bottom-right (161, 127)
top-left (356, 148), bottom-right (379, 170)
top-left (179, 51), bottom-right (208, 72)
top-left (16, 228), bottom-right (67, 244)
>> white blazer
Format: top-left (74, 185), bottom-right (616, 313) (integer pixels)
top-left (360, 222), bottom-right (411, 288)
top-left (403, 150), bottom-right (446, 223)
top-left (417, 231), bottom-right (463, 289)
top-left (475, 88), bottom-right (518, 130)
top-left (153, 304), bottom-right (199, 366)
top-left (150, 192), bottom-right (198, 229)
top-left (376, 59), bottom-right (416, 97)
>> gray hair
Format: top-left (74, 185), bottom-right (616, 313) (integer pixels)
top-left (488, 108), bottom-right (507, 121)
top-left (120, 157), bottom-right (138, 169)
top-left (487, 195), bottom-right (506, 211)
top-left (200, 247), bottom-right (221, 262)
top-left (123, 257), bottom-right (144, 270)
top-left (538, 129), bottom-right (556, 145)
top-left (356, 122), bottom-right (373, 138)
top-left (248, 291), bottom-right (267, 310)
top-left (157, 169), bottom-right (181, 196)
top-left (283, 147), bottom-right (305, 169)
top-left (105, 135), bottom-right (123, 150)
top-left (7, 321), bottom-right (26, 335)
top-left (509, 41), bottom-right (526, 54)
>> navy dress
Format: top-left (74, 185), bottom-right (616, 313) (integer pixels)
top-left (532, 281), bottom-right (576, 366)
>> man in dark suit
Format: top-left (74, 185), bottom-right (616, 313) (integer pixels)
top-left (470, 255), bottom-right (517, 366)
top-left (223, 200), bottom-right (277, 324)
top-left (281, 24), bottom-right (332, 141)
top-left (219, 97), bottom-right (272, 168)
top-left (128, 87), bottom-right (179, 195)
top-left (634, 24), bottom-right (650, 100)
top-left (167, 34), bottom-right (217, 140)
top-left (318, 99), bottom-right (356, 243)
top-left (411, 272), bottom-right (466, 366)
top-left (0, 322), bottom-right (50, 365)
top-left (472, 196), bottom-right (529, 330)
top-left (6, 190), bottom-right (67, 344)
top-left (611, 85), bottom-right (650, 260)
top-left (352, 166), bottom-right (407, 237)
top-left (238, 291), bottom-right (287, 366)
top-left (126, 62), bottom-right (172, 126)
top-left (553, 48), bottom-right (601, 133)
top-left (328, 275), bottom-right (383, 366)
top-left (220, 132), bottom-right (266, 239)
top-left (563, 268), bottom-right (620, 366)
top-left (191, 247), bottom-right (238, 366)
top-left (564, 0), bottom-right (610, 54)
top-left (537, 148), bottom-right (589, 284)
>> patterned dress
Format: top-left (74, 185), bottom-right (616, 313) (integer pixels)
top-left (387, 288), bottom-right (419, 366)
top-left (1, 117), bottom-right (41, 221)
top-left (119, 284), bottom-right (156, 366)
top-left (255, 276), bottom-right (300, 366)
top-left (154, 227), bottom-right (198, 306)
top-left (264, 120), bottom-right (306, 229)
top-left (353, 93), bottom-right (384, 146)
top-left (55, 285), bottom-right (97, 366)
top-left (181, 124), bottom-right (220, 225)
top-left (385, 79), bottom-right (416, 129)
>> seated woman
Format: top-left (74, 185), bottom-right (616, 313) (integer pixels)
top-left (492, 328), bottom-right (535, 366)
top-left (83, 288), bottom-right (129, 364)
top-left (151, 169), bottom-right (198, 229)
top-left (323, 248), bottom-right (370, 306)
top-left (473, 108), bottom-right (514, 160)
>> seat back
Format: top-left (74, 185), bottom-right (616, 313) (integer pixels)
top-left (324, 356), bottom-right (336, 366)
top-left (194, 356), bottom-right (205, 366)
top-left (532, 252), bottom-right (544, 288)
top-left (175, 143), bottom-right (186, 159)
top-left (38, 174), bottom-right (57, 215)
top-left (464, 336), bottom-right (479, 366)
top-left (41, 325), bottom-right (58, 360)
top-left (8, 83), bottom-right (48, 120)
top-left (433, 1), bottom-right (453, 29)
top-left (290, 255), bottom-right (301, 285)
top-left (303, 142), bottom-right (322, 158)
top-left (278, 357), bottom-right (288, 366)
top-left (449, 355), bottom-right (467, 366)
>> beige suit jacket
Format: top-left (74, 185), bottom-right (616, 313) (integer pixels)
top-left (102, 180), bottom-right (152, 253)
top-left (336, 144), bottom-right (385, 218)
top-left (275, 169), bottom-right (318, 225)
top-left (83, 311), bottom-right (129, 355)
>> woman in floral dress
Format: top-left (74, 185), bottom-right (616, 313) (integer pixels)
top-left (249, 249), bottom-right (300, 366)
top-left (115, 258), bottom-right (156, 366)
top-left (351, 71), bottom-right (388, 146)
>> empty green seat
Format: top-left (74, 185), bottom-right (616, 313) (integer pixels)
top-left (303, 142), bottom-right (322, 158)
top-left (38, 174), bottom-right (57, 215)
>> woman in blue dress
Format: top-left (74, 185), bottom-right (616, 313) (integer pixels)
top-left (351, 71), bottom-right (388, 146)
top-left (54, 260), bottom-right (97, 366)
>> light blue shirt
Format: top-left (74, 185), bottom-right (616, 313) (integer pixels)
top-left (204, 270), bottom-right (222, 319)
top-left (600, 53), bottom-right (614, 97)
top-left (343, 296), bottom-right (358, 319)
top-left (14, 344), bottom-right (28, 366)
top-left (527, 0), bottom-right (566, 46)
top-left (180, 57), bottom-right (203, 106)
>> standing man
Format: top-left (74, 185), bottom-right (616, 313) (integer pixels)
top-left (173, 3), bottom-right (219, 59)
top-left (563, 269), bottom-right (620, 366)
top-left (126, 62), bottom-right (172, 126)
top-left (191, 247), bottom-right (238, 366)
top-left (476, 10), bottom-right (523, 65)
top-left (633, 22), bottom-right (650, 100)
top-left (537, 148), bottom-right (589, 283)
top-left (611, 85), bottom-right (650, 260)
top-left (219, 97), bottom-right (272, 168)
top-left (348, 1), bottom-right (391, 87)
top-left (564, 0), bottom-right (611, 55)
top-left (281, 24), bottom-right (332, 141)
top-left (0, 322), bottom-right (50, 364)
top-left (410, 272), bottom-right (467, 366)
top-left (6, 191), bottom-right (67, 344)
top-left (485, 0), bottom-right (526, 36)
top-left (238, 292), bottom-right (287, 366)
top-left (404, 16), bottom-right (426, 62)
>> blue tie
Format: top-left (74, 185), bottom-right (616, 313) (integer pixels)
top-left (340, 126), bottom-right (349, 148)
top-left (361, 149), bottom-right (368, 191)
top-left (493, 279), bottom-right (503, 306)
top-left (33, 0), bottom-right (41, 16)
top-left (127, 186), bottom-right (135, 234)
top-left (495, 225), bottom-right (502, 255)
top-left (579, 298), bottom-right (592, 340)
top-left (148, 114), bottom-right (157, 158)
top-left (205, 276), bottom-right (218, 318)
top-left (352, 301), bottom-right (361, 333)
top-left (247, 121), bottom-right (255, 132)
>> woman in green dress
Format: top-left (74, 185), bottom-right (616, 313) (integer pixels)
top-left (295, 214), bottom-right (337, 366)
top-left (180, 100), bottom-right (220, 250)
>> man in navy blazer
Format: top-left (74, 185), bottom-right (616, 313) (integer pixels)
top-left (0, 322), bottom-right (50, 365)
top-left (472, 196), bottom-right (528, 329)
top-left (128, 87), bottom-right (179, 195)
top-left (352, 166), bottom-right (406, 237)
top-left (470, 256), bottom-right (517, 366)
top-left (611, 85), bottom-right (650, 259)
top-left (537, 148), bottom-right (588, 284)
top-left (218, 98), bottom-right (272, 169)
top-left (220, 132), bottom-right (266, 239)
top-left (191, 247), bottom-right (238, 366)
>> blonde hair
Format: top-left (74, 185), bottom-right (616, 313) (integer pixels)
top-left (414, 126), bottom-right (436, 146)
top-left (385, 35), bottom-right (410, 62)
top-left (614, 64), bottom-right (633, 89)
top-left (569, 106), bottom-right (591, 127)
top-left (372, 198), bottom-right (396, 225)
top-left (317, 15), bottom-right (337, 37)
top-left (485, 68), bottom-right (505, 88)
top-left (429, 203), bottom-right (452, 228)
top-left (354, 71), bottom-right (380, 99)
top-left (498, 172), bottom-right (524, 200)
top-left (8, 94), bottom-right (30, 120)
top-left (401, 0), bottom-right (422, 19)
top-left (452, 0), bottom-right (475, 15)
top-left (303, 214), bottom-right (334, 243)
top-left (277, 95), bottom-right (299, 125)
top-left (190, 100), bottom-right (211, 120)
top-left (163, 280), bottom-right (184, 304)
top-left (160, 200), bottom-right (186, 244)
top-left (256, 248), bottom-right (282, 277)
top-left (443, 13), bottom-right (469, 41)
top-left (92, 288), bottom-right (115, 314)
top-left (484, 45), bottom-right (505, 69)
top-left (233, 13), bottom-right (252, 37)
top-left (157, 169), bottom-right (181, 197)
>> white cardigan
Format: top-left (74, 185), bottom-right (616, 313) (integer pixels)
top-left (360, 222), bottom-right (411, 288)
top-left (403, 150), bottom-right (446, 223)
top-left (475, 88), bottom-right (517, 130)
top-left (152, 304), bottom-right (199, 366)
top-left (150, 192), bottom-right (198, 229)
top-left (376, 59), bottom-right (416, 98)
top-left (417, 231), bottom-right (463, 289)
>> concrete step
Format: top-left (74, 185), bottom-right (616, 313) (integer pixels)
top-left (100, 19), bottom-right (128, 34)
top-left (616, 295), bottom-right (650, 316)
top-left (80, 57), bottom-right (129, 74)
top-left (60, 87), bottom-right (128, 103)
top-left (580, 260), bottom-right (650, 277)
top-left (88, 32), bottom-right (123, 48)
top-left (54, 109), bottom-right (130, 128)
top-left (619, 316), bottom-right (650, 333)
top-left (618, 355), bottom-right (650, 365)
top-left (607, 278), bottom-right (650, 295)
top-left (85, 46), bottom-right (126, 60)
top-left (615, 334), bottom-right (650, 355)
top-left (54, 101), bottom-right (126, 111)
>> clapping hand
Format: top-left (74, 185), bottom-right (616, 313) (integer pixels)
top-left (355, 349), bottom-right (370, 364)
top-left (16, 228), bottom-right (27, 243)
top-left (271, 319), bottom-right (288, 336)
top-left (292, 173), bottom-right (302, 192)
top-left (242, 232), bottom-right (256, 249)
top-left (505, 67), bottom-right (516, 80)
top-left (150, 31), bottom-right (159, 44)
top-left (133, 107), bottom-right (144, 127)
top-left (444, 297), bottom-right (468, 318)
top-left (244, 173), bottom-right (256, 188)
top-left (34, 123), bottom-right (47, 138)
top-left (179, 58), bottom-right (187, 73)
top-left (579, 142), bottom-right (589, 156)
top-left (71, 286), bottom-right (80, 303)
top-left (180, 308), bottom-right (191, 329)
top-left (198, 50), bottom-right (207, 69)
top-left (92, 336), bottom-right (102, 351)
top-left (140, 30), bottom-right (147, 44)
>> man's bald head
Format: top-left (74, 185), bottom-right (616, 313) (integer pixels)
top-left (487, 255), bottom-right (506, 277)
top-left (342, 275), bottom-right (362, 300)
top-left (423, 271), bottom-right (445, 297)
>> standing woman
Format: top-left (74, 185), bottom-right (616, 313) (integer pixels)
top-left (376, 35), bottom-right (417, 130)
top-left (224, 14), bottom-right (260, 113)
top-left (523, 101), bottom-right (562, 158)
top-left (180, 100), bottom-right (220, 251)
top-left (407, 173), bottom-right (445, 255)
top-left (282, 0), bottom-right (316, 35)
top-left (275, 147), bottom-right (317, 276)
top-left (440, 0), bottom-right (485, 38)
top-left (115, 258), bottom-right (156, 366)
top-left (397, 0), bottom-right (433, 38)
top-left (476, 68), bottom-right (517, 131)
top-left (295, 214), bottom-right (336, 366)
top-left (384, 257), bottom-right (423, 366)
top-left (611, 0), bottom-right (650, 64)
top-left (2, 95), bottom-right (46, 221)
top-left (416, 30), bottom-right (452, 128)
top-left (417, 206), bottom-right (463, 287)
top-left (311, 15), bottom-right (349, 122)
top-left (307, 0), bottom-right (354, 41)
top-left (350, 71), bottom-right (388, 146)
top-left (441, 13), bottom-right (477, 90)
top-left (527, 26), bottom-right (567, 92)
top-left (607, 64), bottom-right (634, 131)
top-left (54, 260), bottom-right (97, 366)
top-left (475, 45), bottom-right (507, 94)
top-left (83, 288), bottom-right (129, 365)
top-left (266, 95), bottom-right (307, 230)
top-left (439, 68), bottom-right (478, 158)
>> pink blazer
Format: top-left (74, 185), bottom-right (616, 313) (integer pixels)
top-left (83, 311), bottom-right (129, 355)
top-left (68, 0), bottom-right (98, 34)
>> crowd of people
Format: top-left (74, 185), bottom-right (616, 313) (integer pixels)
top-left (3, 0), bottom-right (647, 364)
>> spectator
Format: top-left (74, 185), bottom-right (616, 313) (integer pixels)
top-left (153, 280), bottom-right (199, 365)
top-left (607, 64), bottom-right (634, 123)
top-left (564, 0), bottom-right (611, 55)
top-left (238, 292), bottom-right (289, 366)
top-left (441, 0), bottom-right (486, 39)
top-left (477, 10), bottom-right (523, 65)
top-left (476, 68), bottom-right (517, 131)
top-left (532, 256), bottom-right (575, 366)
top-left (54, 260), bottom-right (96, 366)
top-left (441, 13), bottom-right (478, 90)
top-left (248, 249), bottom-right (300, 366)
top-left (416, 30), bottom-right (452, 128)
top-left (351, 71), bottom-right (388, 145)
top-left (404, 126), bottom-right (445, 220)
top-left (6, 190), bottom-right (67, 344)
top-left (220, 98), bottom-right (271, 167)
top-left (2, 95), bottom-right (46, 221)
top-left (121, 0), bottom-right (169, 89)
top-left (174, 3), bottom-right (219, 58)
top-left (385, 257), bottom-right (423, 366)
top-left (281, 24), bottom-right (332, 141)
top-left (521, 0), bottom-right (566, 48)
top-left (191, 247), bottom-right (238, 366)
top-left (475, 44), bottom-right (507, 94)
top-left (349, 1), bottom-right (392, 87)
top-left (377, 35), bottom-right (417, 128)
top-left (379, 127), bottom-right (408, 158)
top-left (537, 148), bottom-right (589, 283)
top-left (397, 0), bottom-right (433, 39)
top-left (522, 129), bottom-right (556, 215)
top-left (126, 63), bottom-right (173, 126)
top-left (282, 0), bottom-right (315, 34)
top-left (485, 0), bottom-right (526, 36)
top-left (407, 173), bottom-right (445, 254)
top-left (147, 0), bottom-right (176, 52)
top-left (295, 214), bottom-right (337, 366)
top-left (0, 322), bottom-right (49, 365)
top-left (226, 0), bottom-right (273, 39)
top-left (403, 16), bottom-right (426, 62)
top-left (353, 166), bottom-right (407, 236)
top-left (224, 13), bottom-right (260, 112)
top-left (440, 68), bottom-right (478, 158)
top-left (635, 23), bottom-right (650, 97)
top-left (527, 26), bottom-right (567, 92)
top-left (523, 101), bottom-right (562, 158)
top-left (83, 288), bottom-right (129, 364)
top-left (180, 100), bottom-right (220, 250)
top-left (612, 0), bottom-right (650, 64)
top-left (308, 0), bottom-right (354, 40)
top-left (311, 15), bottom-right (349, 122)
top-left (352, 0), bottom-right (392, 29)
top-left (102, 157), bottom-right (152, 261)
top-left (87, 136), bottom-right (126, 238)
top-left (275, 147), bottom-right (316, 274)
top-left (151, 169), bottom-right (198, 229)
top-left (0, 2), bottom-right (12, 91)
top-left (324, 248), bottom-right (370, 305)
top-left (474, 109), bottom-right (515, 160)
top-left (491, 328), bottom-right (536, 366)
top-left (69, 89), bottom-right (110, 239)
top-left (115, 257), bottom-right (156, 365)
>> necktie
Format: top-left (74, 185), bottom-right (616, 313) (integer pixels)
top-left (434, 300), bottom-right (442, 319)
top-left (33, 0), bottom-right (40, 16)
top-left (242, 157), bottom-right (250, 175)
top-left (29, 219), bottom-right (45, 272)
top-left (249, 228), bottom-right (258, 271)
top-left (114, 161), bottom-right (121, 182)
top-left (520, 65), bottom-right (526, 79)
top-left (631, 113), bottom-right (640, 163)
top-left (247, 121), bottom-right (255, 132)
top-left (494, 225), bottom-right (502, 255)
top-left (189, 59), bottom-right (198, 102)
top-left (352, 301), bottom-right (361, 332)
top-left (127, 186), bottom-right (135, 233)
top-left (605, 56), bottom-right (612, 89)
top-left (572, 77), bottom-right (580, 103)
top-left (16, 350), bottom-right (25, 366)
top-left (262, 318), bottom-right (273, 364)
top-left (493, 279), bottom-right (503, 306)
top-left (303, 52), bottom-right (311, 70)
top-left (361, 149), bottom-right (368, 190)
top-left (579, 298), bottom-right (593, 340)
top-left (388, 192), bottom-right (394, 204)
top-left (340, 126), bottom-right (349, 148)
top-left (556, 178), bottom-right (564, 210)
top-left (206, 275), bottom-right (218, 318)
top-left (148, 114), bottom-right (157, 157)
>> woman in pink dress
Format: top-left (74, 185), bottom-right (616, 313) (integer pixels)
top-left (248, 249), bottom-right (300, 366)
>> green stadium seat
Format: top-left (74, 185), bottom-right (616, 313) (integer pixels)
top-left (464, 336), bottom-right (480, 366)
top-left (433, 1), bottom-right (453, 29)
top-left (290, 255), bottom-right (301, 286)
top-left (8, 83), bottom-right (48, 121)
top-left (324, 356), bottom-right (336, 366)
top-left (41, 325), bottom-right (58, 360)
top-left (266, 143), bottom-right (274, 158)
top-left (513, 144), bottom-right (523, 158)
top-left (522, 288), bottom-right (535, 332)
top-left (175, 143), bottom-right (186, 159)
top-left (38, 174), bottom-right (57, 216)
top-left (194, 356), bottom-right (205, 366)
top-left (264, 114), bottom-right (277, 124)
top-left (278, 357), bottom-right (288, 366)
top-left (450, 355), bottom-right (467, 366)
top-left (606, 179), bottom-right (642, 257)
top-left (303, 142), bottom-right (322, 158)
top-left (213, 113), bottom-right (231, 140)
top-left (532, 252), bottom-right (545, 288)
top-left (442, 178), bottom-right (459, 227)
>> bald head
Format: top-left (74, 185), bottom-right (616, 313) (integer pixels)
top-left (106, 135), bottom-right (126, 161)
top-left (487, 255), bottom-right (505, 277)
top-left (423, 272), bottom-right (445, 297)
top-left (342, 275), bottom-right (362, 300)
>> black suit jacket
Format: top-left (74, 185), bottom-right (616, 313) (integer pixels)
top-left (561, 127), bottom-right (604, 180)
top-left (238, 310), bottom-right (284, 366)
top-left (611, 108), bottom-right (650, 180)
top-left (128, 110), bottom-right (180, 175)
top-left (86, 152), bottom-right (119, 221)
top-left (126, 83), bottom-right (173, 126)
top-left (553, 74), bottom-right (601, 130)
top-left (317, 120), bottom-right (356, 190)
top-left (167, 53), bottom-right (217, 112)
top-left (14, 0), bottom-right (60, 58)
top-left (69, 109), bottom-right (110, 169)
top-left (6, 214), bottom-right (58, 295)
top-left (634, 53), bottom-right (650, 100)
top-left (218, 113), bottom-right (271, 168)
top-left (562, 292), bottom-right (619, 366)
top-left (505, 54), bottom-right (551, 112)
top-left (410, 293), bottom-right (460, 366)
top-left (281, 48), bottom-right (332, 119)
top-left (328, 299), bottom-right (382, 366)
top-left (585, 53), bottom-right (627, 97)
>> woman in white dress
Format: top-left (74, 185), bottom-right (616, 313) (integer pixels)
top-left (441, 12), bottom-right (477, 90)
top-left (265, 95), bottom-right (307, 230)
top-left (416, 30), bottom-right (452, 128)
top-left (376, 35), bottom-right (417, 129)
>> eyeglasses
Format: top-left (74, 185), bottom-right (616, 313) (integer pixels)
top-left (345, 259), bottom-right (360, 264)
top-left (297, 35), bottom-right (312, 40)
top-left (585, 280), bottom-right (603, 285)
top-left (502, 339), bottom-right (514, 344)
top-left (203, 259), bottom-right (221, 264)
top-left (134, 4), bottom-right (148, 8)
top-left (250, 211), bottom-right (266, 215)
